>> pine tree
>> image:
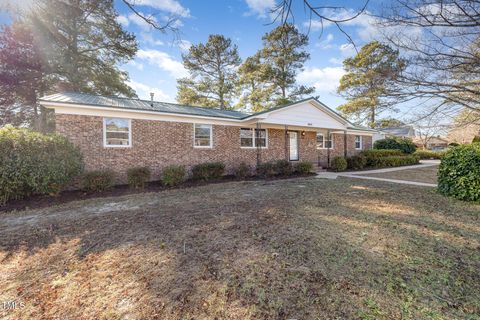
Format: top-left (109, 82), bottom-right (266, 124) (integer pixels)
top-left (31, 0), bottom-right (138, 97)
top-left (236, 54), bottom-right (274, 112)
top-left (177, 34), bottom-right (241, 109)
top-left (337, 41), bottom-right (405, 128)
top-left (258, 24), bottom-right (314, 106)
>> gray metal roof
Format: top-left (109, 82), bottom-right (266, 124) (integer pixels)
top-left (379, 126), bottom-right (415, 137)
top-left (39, 92), bottom-right (250, 119)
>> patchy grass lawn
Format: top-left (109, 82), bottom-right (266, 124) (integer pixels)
top-left (0, 177), bottom-right (478, 319)
top-left (359, 165), bottom-right (439, 185)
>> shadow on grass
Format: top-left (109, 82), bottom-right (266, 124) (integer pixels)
top-left (0, 177), bottom-right (479, 319)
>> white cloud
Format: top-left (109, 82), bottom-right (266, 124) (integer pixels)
top-left (140, 32), bottom-right (164, 46)
top-left (128, 80), bottom-right (173, 102)
top-left (315, 33), bottom-right (334, 49)
top-left (116, 15), bottom-right (129, 27)
top-left (339, 43), bottom-right (356, 57)
top-left (126, 60), bottom-right (144, 71)
top-left (328, 57), bottom-right (343, 65)
top-left (127, 13), bottom-right (158, 31)
top-left (244, 0), bottom-right (276, 18)
top-left (297, 67), bottom-right (345, 93)
top-left (132, 0), bottom-right (190, 18)
top-left (175, 39), bottom-right (192, 51)
top-left (136, 49), bottom-right (188, 78)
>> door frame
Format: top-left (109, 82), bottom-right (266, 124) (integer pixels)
top-left (288, 130), bottom-right (299, 161)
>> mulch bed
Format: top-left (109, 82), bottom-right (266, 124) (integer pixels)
top-left (0, 173), bottom-right (315, 213)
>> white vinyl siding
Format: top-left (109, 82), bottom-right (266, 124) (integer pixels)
top-left (194, 124), bottom-right (212, 148)
top-left (103, 118), bottom-right (131, 147)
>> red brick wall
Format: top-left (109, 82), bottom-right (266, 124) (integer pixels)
top-left (55, 114), bottom-right (371, 182)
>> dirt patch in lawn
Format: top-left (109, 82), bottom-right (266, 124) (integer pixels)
top-left (359, 165), bottom-right (439, 184)
top-left (0, 177), bottom-right (478, 319)
top-left (0, 173), bottom-right (314, 213)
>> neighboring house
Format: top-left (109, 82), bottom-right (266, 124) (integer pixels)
top-left (39, 92), bottom-right (375, 182)
top-left (413, 136), bottom-right (449, 151)
top-left (378, 125), bottom-right (416, 139)
top-left (448, 123), bottom-right (480, 144)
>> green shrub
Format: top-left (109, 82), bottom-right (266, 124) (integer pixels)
top-left (413, 150), bottom-right (444, 160)
top-left (331, 156), bottom-right (347, 172)
top-left (192, 162), bottom-right (225, 181)
top-left (294, 161), bottom-right (313, 174)
top-left (0, 126), bottom-right (83, 204)
top-left (162, 165), bottom-right (186, 187)
top-left (274, 159), bottom-right (293, 176)
top-left (127, 167), bottom-right (151, 189)
top-left (448, 142), bottom-right (460, 147)
top-left (374, 137), bottom-right (417, 154)
top-left (438, 144), bottom-right (480, 201)
top-left (347, 155), bottom-right (367, 170)
top-left (234, 162), bottom-right (251, 179)
top-left (256, 161), bottom-right (276, 178)
top-left (82, 170), bottom-right (115, 192)
top-left (369, 155), bottom-right (420, 168)
top-left (360, 149), bottom-right (404, 166)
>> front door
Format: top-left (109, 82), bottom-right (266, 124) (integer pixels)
top-left (289, 131), bottom-right (299, 161)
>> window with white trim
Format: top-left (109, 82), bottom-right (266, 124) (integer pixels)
top-left (355, 135), bottom-right (362, 149)
top-left (316, 132), bottom-right (333, 149)
top-left (104, 118), bottom-right (131, 147)
top-left (194, 124), bottom-right (212, 147)
top-left (240, 128), bottom-right (267, 148)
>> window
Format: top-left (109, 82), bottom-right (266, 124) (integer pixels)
top-left (194, 124), bottom-right (212, 147)
top-left (316, 132), bottom-right (333, 149)
top-left (355, 135), bottom-right (362, 149)
top-left (104, 118), bottom-right (131, 147)
top-left (240, 128), bottom-right (267, 148)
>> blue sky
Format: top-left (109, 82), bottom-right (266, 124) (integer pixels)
top-left (114, 0), bottom-right (384, 111)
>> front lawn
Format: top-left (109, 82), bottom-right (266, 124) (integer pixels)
top-left (359, 165), bottom-right (439, 184)
top-left (0, 177), bottom-right (478, 319)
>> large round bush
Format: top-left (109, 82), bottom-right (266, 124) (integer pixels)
top-left (0, 126), bottom-right (83, 204)
top-left (374, 137), bottom-right (417, 154)
top-left (438, 144), bottom-right (480, 202)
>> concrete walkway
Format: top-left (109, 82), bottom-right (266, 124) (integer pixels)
top-left (316, 160), bottom-right (440, 187)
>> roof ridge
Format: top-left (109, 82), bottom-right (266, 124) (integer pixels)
top-left (52, 91), bottom-right (247, 115)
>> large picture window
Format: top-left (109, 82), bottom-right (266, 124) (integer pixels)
top-left (104, 118), bottom-right (131, 147)
top-left (240, 128), bottom-right (267, 148)
top-left (316, 132), bottom-right (333, 149)
top-left (194, 124), bottom-right (212, 147)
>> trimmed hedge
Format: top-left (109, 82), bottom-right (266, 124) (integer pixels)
top-left (294, 161), bottom-right (313, 174)
top-left (347, 154), bottom-right (367, 170)
top-left (274, 159), bottom-right (293, 176)
top-left (374, 137), bottom-right (417, 154)
top-left (438, 144), bottom-right (480, 201)
top-left (162, 165), bottom-right (187, 186)
top-left (368, 155), bottom-right (420, 168)
top-left (234, 162), bottom-right (251, 179)
top-left (413, 150), bottom-right (444, 160)
top-left (331, 156), bottom-right (347, 172)
top-left (192, 162), bottom-right (225, 181)
top-left (360, 149), bottom-right (405, 166)
top-left (82, 170), bottom-right (115, 192)
top-left (0, 126), bottom-right (83, 204)
top-left (127, 167), bottom-right (151, 189)
top-left (256, 161), bottom-right (276, 178)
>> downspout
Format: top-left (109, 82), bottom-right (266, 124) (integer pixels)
top-left (256, 122), bottom-right (261, 167)
top-left (344, 130), bottom-right (348, 158)
top-left (285, 125), bottom-right (289, 160)
top-left (327, 129), bottom-right (331, 168)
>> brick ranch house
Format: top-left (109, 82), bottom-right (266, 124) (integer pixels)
top-left (40, 92), bottom-right (375, 182)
